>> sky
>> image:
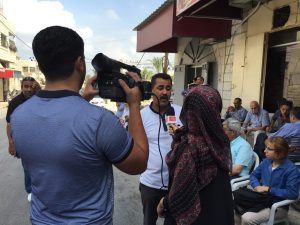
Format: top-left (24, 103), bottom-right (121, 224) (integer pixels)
top-left (2, 0), bottom-right (170, 74)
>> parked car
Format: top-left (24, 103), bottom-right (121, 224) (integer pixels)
top-left (90, 97), bottom-right (105, 107)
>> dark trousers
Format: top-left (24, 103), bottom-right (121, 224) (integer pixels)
top-left (253, 133), bottom-right (268, 161)
top-left (139, 183), bottom-right (168, 225)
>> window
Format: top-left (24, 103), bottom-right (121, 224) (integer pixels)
top-left (23, 67), bottom-right (28, 72)
top-left (30, 67), bottom-right (35, 73)
top-left (1, 33), bottom-right (8, 48)
top-left (273, 6), bottom-right (290, 29)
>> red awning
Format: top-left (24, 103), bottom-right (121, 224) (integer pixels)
top-left (0, 69), bottom-right (13, 78)
top-left (134, 1), bottom-right (232, 53)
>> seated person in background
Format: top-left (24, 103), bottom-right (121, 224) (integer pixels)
top-left (235, 137), bottom-right (300, 225)
top-left (266, 100), bottom-right (292, 133)
top-left (224, 98), bottom-right (248, 123)
top-left (182, 76), bottom-right (205, 97)
top-left (254, 107), bottom-right (300, 161)
top-left (223, 118), bottom-right (254, 179)
top-left (243, 101), bottom-right (270, 145)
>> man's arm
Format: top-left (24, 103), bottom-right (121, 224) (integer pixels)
top-left (6, 123), bottom-right (16, 157)
top-left (114, 72), bottom-right (149, 175)
top-left (240, 108), bottom-right (248, 122)
top-left (231, 165), bottom-right (243, 176)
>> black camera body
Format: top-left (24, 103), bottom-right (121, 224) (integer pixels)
top-left (91, 53), bottom-right (152, 102)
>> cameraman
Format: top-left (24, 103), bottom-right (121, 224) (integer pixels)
top-left (10, 26), bottom-right (148, 224)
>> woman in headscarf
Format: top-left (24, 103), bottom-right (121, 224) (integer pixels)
top-left (157, 85), bottom-right (234, 225)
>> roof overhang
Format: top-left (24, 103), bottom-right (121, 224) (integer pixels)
top-left (176, 0), bottom-right (242, 20)
top-left (134, 1), bottom-right (232, 53)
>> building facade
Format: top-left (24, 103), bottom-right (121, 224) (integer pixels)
top-left (0, 9), bottom-right (18, 101)
top-left (135, 0), bottom-right (300, 114)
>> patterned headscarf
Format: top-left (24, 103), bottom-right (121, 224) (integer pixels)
top-left (166, 85), bottom-right (231, 225)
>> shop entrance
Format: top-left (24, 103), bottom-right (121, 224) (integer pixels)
top-left (263, 27), bottom-right (300, 112)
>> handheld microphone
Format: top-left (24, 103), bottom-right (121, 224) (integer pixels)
top-left (162, 106), bottom-right (175, 131)
top-left (166, 115), bottom-right (176, 125)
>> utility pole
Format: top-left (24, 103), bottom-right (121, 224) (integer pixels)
top-left (163, 52), bottom-right (168, 73)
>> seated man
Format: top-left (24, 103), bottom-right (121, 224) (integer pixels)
top-left (254, 107), bottom-right (300, 161)
top-left (224, 98), bottom-right (248, 123)
top-left (223, 118), bottom-right (254, 178)
top-left (266, 100), bottom-right (292, 133)
top-left (243, 101), bottom-right (270, 145)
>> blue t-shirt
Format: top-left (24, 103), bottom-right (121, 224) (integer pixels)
top-left (231, 136), bottom-right (254, 177)
top-left (10, 90), bottom-right (133, 225)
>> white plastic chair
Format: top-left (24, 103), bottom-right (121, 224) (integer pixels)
top-left (233, 162), bottom-right (300, 225)
top-left (231, 151), bottom-right (260, 191)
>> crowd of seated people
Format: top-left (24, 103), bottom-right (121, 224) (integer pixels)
top-left (225, 98), bottom-right (300, 202)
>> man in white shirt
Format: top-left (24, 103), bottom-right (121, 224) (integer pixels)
top-left (140, 73), bottom-right (182, 225)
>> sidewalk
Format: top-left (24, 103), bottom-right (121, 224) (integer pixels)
top-left (0, 102), bottom-right (8, 109)
top-left (289, 205), bottom-right (300, 225)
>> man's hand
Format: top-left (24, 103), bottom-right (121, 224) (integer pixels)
top-left (157, 197), bottom-right (166, 218)
top-left (168, 124), bottom-right (179, 136)
top-left (118, 71), bottom-right (142, 106)
top-left (8, 142), bottom-right (17, 157)
top-left (32, 81), bottom-right (41, 93)
top-left (227, 106), bottom-right (235, 113)
top-left (82, 75), bottom-right (99, 102)
top-left (254, 186), bottom-right (269, 193)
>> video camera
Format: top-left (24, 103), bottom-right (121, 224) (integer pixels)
top-left (91, 53), bottom-right (152, 102)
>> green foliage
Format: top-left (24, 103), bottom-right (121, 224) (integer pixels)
top-left (141, 68), bottom-right (153, 81)
top-left (149, 57), bottom-right (163, 73)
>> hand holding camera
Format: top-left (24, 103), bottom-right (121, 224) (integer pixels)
top-left (118, 71), bottom-right (142, 106)
top-left (82, 75), bottom-right (99, 102)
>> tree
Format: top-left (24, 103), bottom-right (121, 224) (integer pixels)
top-left (141, 68), bottom-right (153, 81)
top-left (149, 57), bottom-right (163, 73)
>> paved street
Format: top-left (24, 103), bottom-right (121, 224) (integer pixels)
top-left (0, 104), bottom-right (165, 225)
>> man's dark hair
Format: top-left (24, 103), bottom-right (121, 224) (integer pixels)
top-left (279, 100), bottom-right (293, 108)
top-left (151, 73), bottom-right (172, 89)
top-left (291, 107), bottom-right (300, 119)
top-left (21, 76), bottom-right (36, 85)
top-left (234, 97), bottom-right (242, 103)
top-left (32, 26), bottom-right (84, 81)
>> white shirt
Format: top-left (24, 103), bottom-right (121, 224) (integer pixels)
top-left (140, 104), bottom-right (182, 190)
